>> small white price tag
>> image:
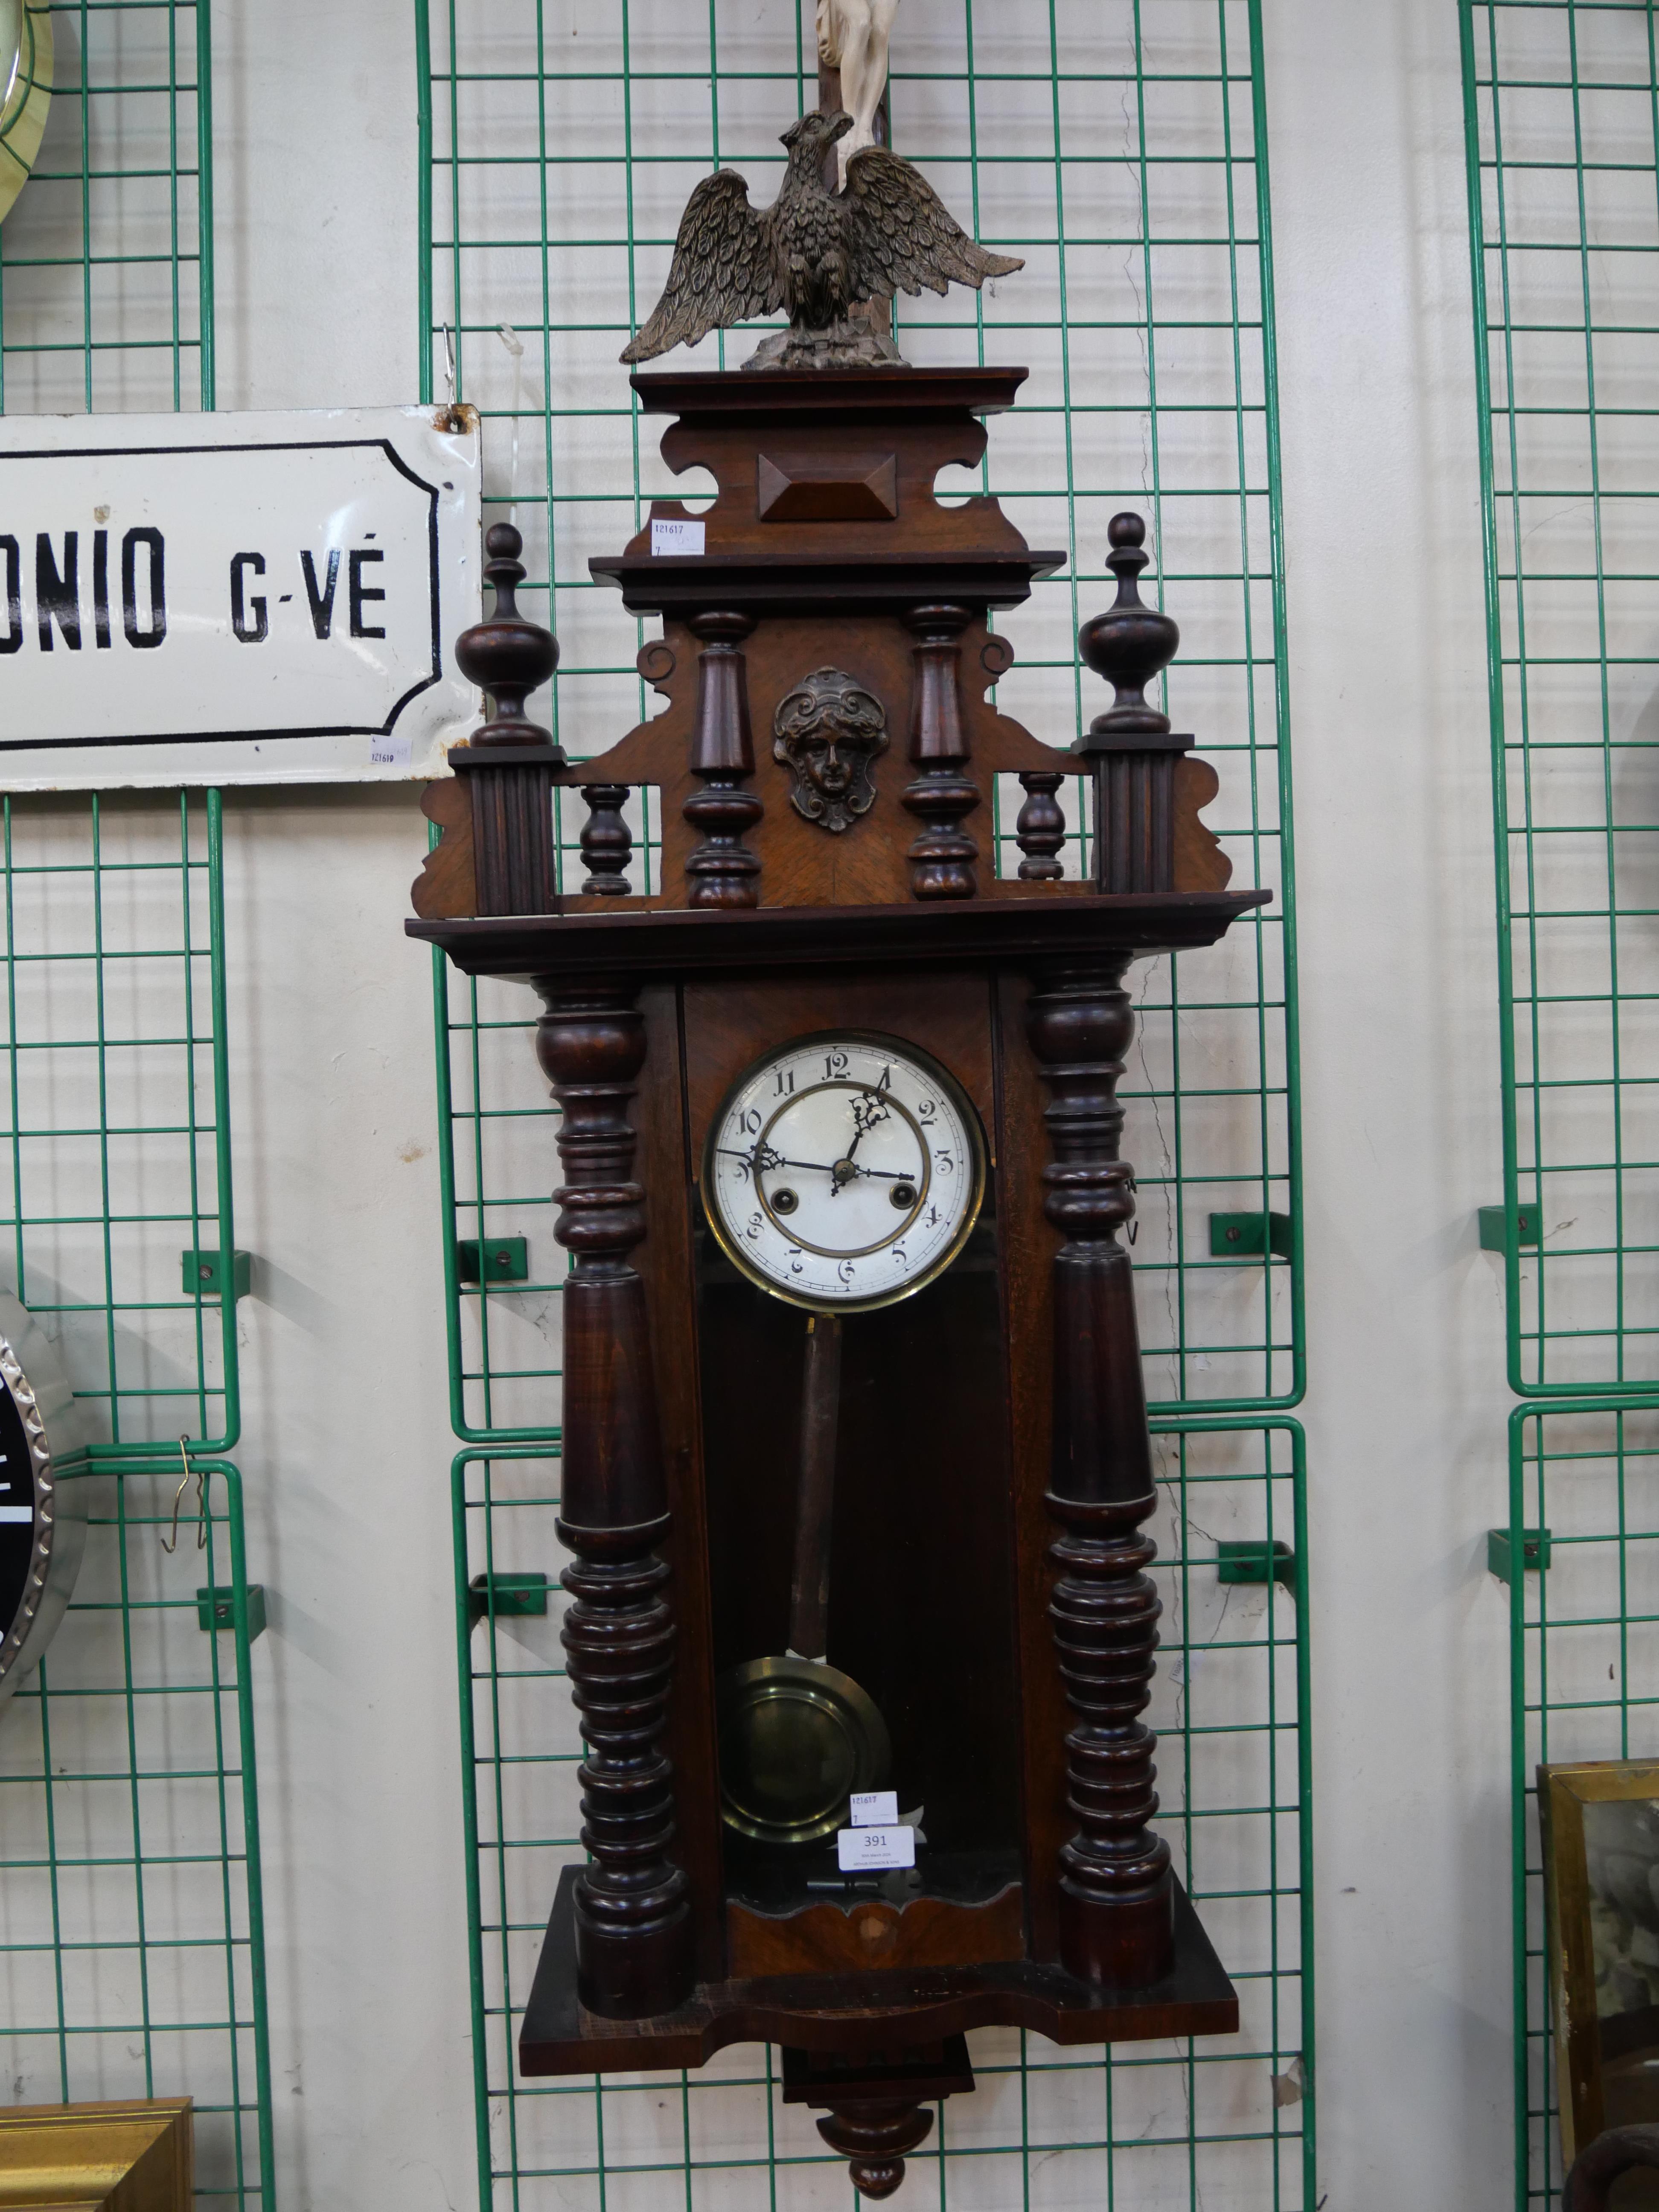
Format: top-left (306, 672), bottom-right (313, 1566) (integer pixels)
top-left (369, 731), bottom-right (413, 768)
top-left (650, 517), bottom-right (706, 556)
top-left (837, 1823), bottom-right (916, 1872)
top-left (849, 1791), bottom-right (898, 1829)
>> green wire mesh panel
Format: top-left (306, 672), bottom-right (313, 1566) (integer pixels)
top-left (0, 0), bottom-right (213, 413)
top-left (0, 793), bottom-right (239, 1458)
top-left (1505, 1400), bottom-right (1659, 2211)
top-left (1461, 0), bottom-right (1659, 1397)
top-left (0, 1458), bottom-right (271, 2206)
top-left (0, 800), bottom-right (271, 2210)
top-left (0, 11), bottom-right (269, 2192)
top-left (421, 0), bottom-right (1303, 1415)
top-left (455, 1419), bottom-right (1311, 2212)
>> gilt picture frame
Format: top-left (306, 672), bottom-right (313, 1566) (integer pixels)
top-left (1540, 1758), bottom-right (1659, 2177)
top-left (0, 2096), bottom-right (192, 2209)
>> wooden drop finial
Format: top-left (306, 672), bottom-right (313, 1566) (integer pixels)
top-left (454, 522), bottom-right (564, 758)
top-left (1075, 512), bottom-right (1180, 745)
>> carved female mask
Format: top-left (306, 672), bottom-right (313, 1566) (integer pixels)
top-left (773, 667), bottom-right (889, 833)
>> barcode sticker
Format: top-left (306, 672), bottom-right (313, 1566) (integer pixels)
top-left (369, 731), bottom-right (413, 768)
top-left (651, 518), bottom-right (705, 556)
top-left (849, 1791), bottom-right (898, 1828)
top-left (836, 1823), bottom-right (916, 1872)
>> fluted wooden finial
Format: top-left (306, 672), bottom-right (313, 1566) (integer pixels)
top-left (455, 523), bottom-right (563, 758)
top-left (1075, 513), bottom-right (1180, 746)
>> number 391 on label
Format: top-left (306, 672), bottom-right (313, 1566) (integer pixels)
top-left (836, 1822), bottom-right (917, 1872)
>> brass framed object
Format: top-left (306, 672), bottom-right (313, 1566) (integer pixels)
top-left (717, 1652), bottom-right (892, 1845)
top-left (0, 2097), bottom-right (192, 2209)
top-left (1542, 1759), bottom-right (1659, 2179)
top-left (0, 0), bottom-right (52, 227)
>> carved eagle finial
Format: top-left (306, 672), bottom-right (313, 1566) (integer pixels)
top-left (620, 109), bottom-right (1022, 371)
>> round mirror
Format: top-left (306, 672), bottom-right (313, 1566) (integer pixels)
top-left (0, 0), bottom-right (52, 227)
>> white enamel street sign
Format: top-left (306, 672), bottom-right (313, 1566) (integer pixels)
top-left (0, 406), bottom-right (483, 788)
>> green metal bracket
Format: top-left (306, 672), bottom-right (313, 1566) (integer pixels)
top-left (456, 1236), bottom-right (530, 1286)
top-left (181, 1248), bottom-right (252, 1300)
top-left (1209, 1212), bottom-right (1292, 1260)
top-left (1477, 1206), bottom-right (1539, 1253)
top-left (1487, 1527), bottom-right (1551, 1584)
top-left (197, 1583), bottom-right (267, 1640)
top-left (1217, 1539), bottom-right (1298, 1594)
top-left (468, 1570), bottom-right (550, 1624)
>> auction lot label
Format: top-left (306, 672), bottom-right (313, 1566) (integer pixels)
top-left (0, 406), bottom-right (482, 787)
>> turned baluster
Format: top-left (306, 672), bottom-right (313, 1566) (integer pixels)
top-left (1074, 513), bottom-right (1194, 895)
top-left (1015, 770), bottom-right (1066, 880)
top-left (534, 978), bottom-right (693, 2019)
top-left (683, 610), bottom-right (763, 907)
top-left (901, 602), bottom-right (979, 900)
top-left (579, 783), bottom-right (633, 895)
top-left (451, 522), bottom-right (563, 915)
top-left (1025, 960), bottom-right (1175, 1989)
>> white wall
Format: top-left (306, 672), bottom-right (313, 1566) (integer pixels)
top-left (12, 0), bottom-right (1531, 2203)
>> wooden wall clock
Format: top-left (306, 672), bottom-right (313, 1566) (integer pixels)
top-left (410, 358), bottom-right (1269, 2195)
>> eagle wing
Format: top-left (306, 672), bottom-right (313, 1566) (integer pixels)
top-left (842, 146), bottom-right (1023, 302)
top-left (620, 170), bottom-right (781, 364)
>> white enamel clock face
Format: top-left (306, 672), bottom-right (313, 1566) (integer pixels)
top-left (703, 1032), bottom-right (987, 1311)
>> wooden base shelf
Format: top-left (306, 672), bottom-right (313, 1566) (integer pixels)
top-left (518, 1867), bottom-right (1238, 2074)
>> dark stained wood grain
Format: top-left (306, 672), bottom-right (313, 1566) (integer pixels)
top-left (535, 978), bottom-right (693, 2016)
top-left (451, 523), bottom-right (563, 916)
top-left (992, 971), bottom-right (1068, 1965)
top-left (410, 889), bottom-right (1270, 981)
top-left (632, 984), bottom-right (726, 1985)
top-left (579, 784), bottom-right (633, 895)
top-left (619, 367), bottom-right (1038, 568)
top-left (728, 1886), bottom-right (1025, 1980)
top-left (684, 611), bottom-right (763, 907)
top-left (411, 775), bottom-right (474, 920)
top-left (783, 2036), bottom-right (972, 2203)
top-left (519, 1864), bottom-right (1237, 2073)
top-left (418, 363), bottom-right (1263, 2103)
top-left (1025, 963), bottom-right (1174, 1990)
top-left (901, 605), bottom-right (979, 900)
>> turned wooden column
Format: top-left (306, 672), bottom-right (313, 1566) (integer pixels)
top-left (1025, 960), bottom-right (1175, 1988)
top-left (901, 603), bottom-right (979, 900)
top-left (451, 523), bottom-right (564, 915)
top-left (683, 610), bottom-right (762, 907)
top-left (1075, 514), bottom-right (1194, 894)
top-left (534, 977), bottom-right (693, 2018)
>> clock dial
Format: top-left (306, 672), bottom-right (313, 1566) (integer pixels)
top-left (0, 1293), bottom-right (86, 1705)
top-left (703, 1032), bottom-right (986, 1310)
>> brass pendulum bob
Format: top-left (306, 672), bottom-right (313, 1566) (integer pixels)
top-left (716, 1313), bottom-right (891, 1845)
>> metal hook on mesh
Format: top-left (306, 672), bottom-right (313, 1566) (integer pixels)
top-left (160, 1435), bottom-right (207, 1555)
top-left (441, 322), bottom-right (457, 405)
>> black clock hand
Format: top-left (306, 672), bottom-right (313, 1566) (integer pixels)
top-left (716, 1148), bottom-right (910, 1179)
top-left (830, 1090), bottom-right (892, 1195)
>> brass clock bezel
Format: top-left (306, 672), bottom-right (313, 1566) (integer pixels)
top-left (700, 1027), bottom-right (988, 1314)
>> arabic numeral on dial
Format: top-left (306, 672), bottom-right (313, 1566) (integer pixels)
top-left (824, 1048), bottom-right (849, 1077)
top-left (838, 1259), bottom-right (856, 1284)
top-left (876, 1065), bottom-right (893, 1093)
top-left (773, 1067), bottom-right (795, 1096)
top-left (926, 1204), bottom-right (941, 1227)
top-left (739, 1107), bottom-right (762, 1135)
top-left (787, 1246), bottom-right (804, 1275)
top-left (935, 1151), bottom-right (954, 1174)
top-left (918, 1098), bottom-right (937, 1122)
top-left (746, 1212), bottom-right (764, 1240)
top-left (891, 1246), bottom-right (906, 1266)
